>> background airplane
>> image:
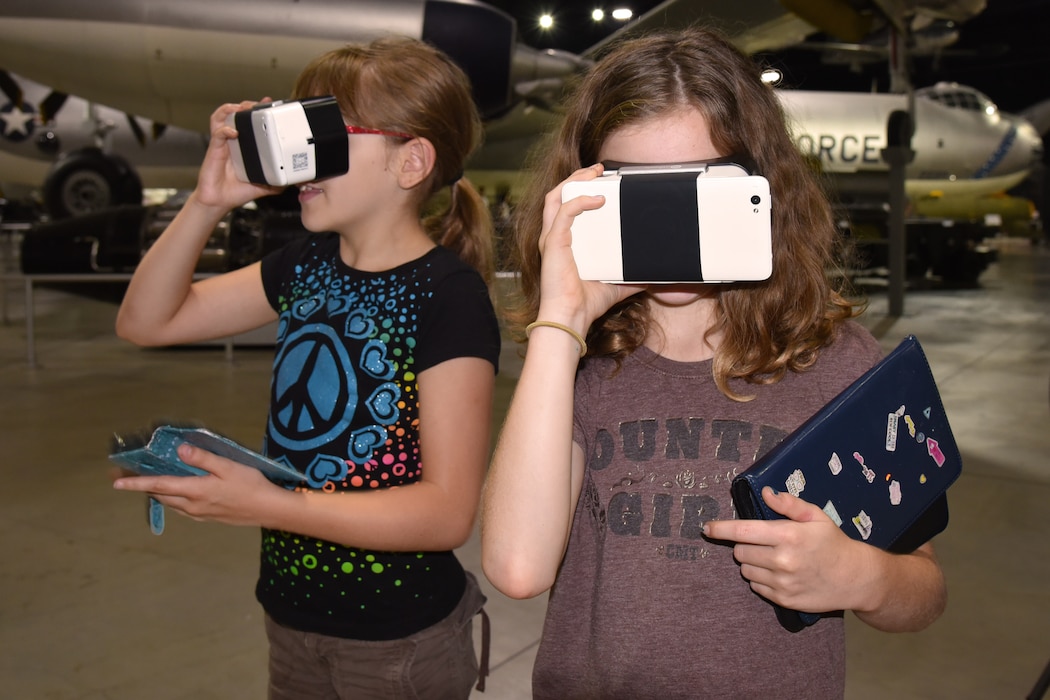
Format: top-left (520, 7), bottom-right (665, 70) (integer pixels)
top-left (0, 70), bottom-right (206, 218)
top-left (2, 70), bottom-right (1038, 224)
top-left (0, 0), bottom-right (1039, 223)
top-left (779, 81), bottom-right (1042, 203)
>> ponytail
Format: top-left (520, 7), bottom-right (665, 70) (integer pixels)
top-left (425, 177), bottom-right (495, 286)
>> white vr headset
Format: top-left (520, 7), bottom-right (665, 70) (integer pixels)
top-left (226, 96), bottom-right (350, 186)
top-left (562, 159), bottom-right (773, 284)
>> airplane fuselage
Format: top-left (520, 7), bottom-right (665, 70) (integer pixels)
top-left (778, 86), bottom-right (1042, 200)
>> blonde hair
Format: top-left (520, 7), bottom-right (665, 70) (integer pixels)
top-left (292, 36), bottom-right (494, 284)
top-left (506, 27), bottom-right (862, 400)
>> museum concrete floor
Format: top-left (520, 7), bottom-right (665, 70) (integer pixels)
top-left (2, 238), bottom-right (1048, 699)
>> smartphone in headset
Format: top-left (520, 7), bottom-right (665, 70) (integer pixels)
top-left (226, 96), bottom-right (349, 186)
top-left (561, 160), bottom-right (772, 283)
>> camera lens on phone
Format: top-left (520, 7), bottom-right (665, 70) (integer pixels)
top-left (750, 195), bottom-right (761, 205)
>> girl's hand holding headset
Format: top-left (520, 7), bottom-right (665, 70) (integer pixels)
top-left (536, 164), bottom-right (645, 337)
top-left (193, 100), bottom-right (284, 212)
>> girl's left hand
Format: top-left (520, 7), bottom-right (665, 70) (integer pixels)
top-left (703, 487), bottom-right (875, 613)
top-left (113, 443), bottom-right (282, 527)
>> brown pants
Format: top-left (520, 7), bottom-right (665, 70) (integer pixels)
top-left (265, 572), bottom-right (488, 699)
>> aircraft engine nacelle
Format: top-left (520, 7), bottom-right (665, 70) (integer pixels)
top-left (421, 0), bottom-right (515, 118)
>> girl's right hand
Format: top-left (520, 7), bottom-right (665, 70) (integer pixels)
top-left (535, 164), bottom-right (645, 333)
top-left (193, 101), bottom-right (283, 211)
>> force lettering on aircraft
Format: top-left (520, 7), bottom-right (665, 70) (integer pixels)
top-left (794, 133), bottom-right (884, 166)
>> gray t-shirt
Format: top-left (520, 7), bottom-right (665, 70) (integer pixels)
top-left (532, 321), bottom-right (882, 699)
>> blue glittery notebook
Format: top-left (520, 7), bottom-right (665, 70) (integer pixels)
top-left (110, 425), bottom-right (302, 535)
top-left (730, 335), bottom-right (962, 631)
top-left (110, 425), bottom-right (301, 483)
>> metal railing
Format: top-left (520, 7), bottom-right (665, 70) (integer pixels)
top-left (1, 272), bottom-right (235, 367)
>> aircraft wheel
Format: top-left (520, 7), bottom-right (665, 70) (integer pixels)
top-left (43, 147), bottom-right (143, 220)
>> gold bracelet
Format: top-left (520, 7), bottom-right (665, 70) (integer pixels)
top-left (525, 320), bottom-right (587, 357)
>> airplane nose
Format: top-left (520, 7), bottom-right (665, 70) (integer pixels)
top-left (980, 114), bottom-right (1044, 183)
top-left (1015, 117), bottom-right (1043, 166)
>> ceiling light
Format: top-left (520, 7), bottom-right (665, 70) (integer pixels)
top-left (611, 8), bottom-right (632, 21)
top-left (592, 9), bottom-right (605, 21)
top-left (539, 13), bottom-right (554, 30)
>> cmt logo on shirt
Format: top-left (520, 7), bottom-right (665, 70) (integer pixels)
top-left (584, 417), bottom-right (787, 548)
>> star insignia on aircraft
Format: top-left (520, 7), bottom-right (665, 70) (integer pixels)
top-left (0, 102), bottom-right (36, 141)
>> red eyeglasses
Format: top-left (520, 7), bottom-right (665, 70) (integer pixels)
top-left (345, 125), bottom-right (414, 139)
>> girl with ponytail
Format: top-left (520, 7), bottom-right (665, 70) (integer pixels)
top-left (114, 36), bottom-right (499, 698)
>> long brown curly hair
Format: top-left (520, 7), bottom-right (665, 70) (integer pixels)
top-left (504, 26), bottom-right (862, 400)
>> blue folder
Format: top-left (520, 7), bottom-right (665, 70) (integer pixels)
top-left (730, 335), bottom-right (962, 631)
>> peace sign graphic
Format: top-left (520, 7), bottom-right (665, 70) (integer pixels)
top-left (269, 324), bottom-right (360, 452)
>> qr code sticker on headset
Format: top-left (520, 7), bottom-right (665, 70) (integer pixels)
top-left (292, 152), bottom-right (309, 171)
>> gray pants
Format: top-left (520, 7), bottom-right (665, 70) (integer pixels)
top-left (266, 572), bottom-right (488, 699)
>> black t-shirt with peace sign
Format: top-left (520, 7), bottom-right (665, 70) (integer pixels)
top-left (256, 233), bottom-right (499, 640)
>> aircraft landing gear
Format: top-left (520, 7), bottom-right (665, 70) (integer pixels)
top-left (42, 147), bottom-right (143, 220)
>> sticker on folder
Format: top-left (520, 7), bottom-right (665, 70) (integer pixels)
top-left (853, 451), bottom-right (876, 483)
top-left (886, 405), bottom-right (905, 451)
top-left (785, 469), bottom-right (806, 496)
top-left (926, 437), bottom-right (946, 467)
